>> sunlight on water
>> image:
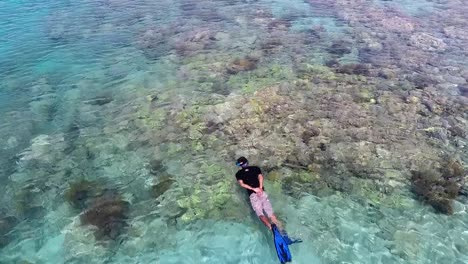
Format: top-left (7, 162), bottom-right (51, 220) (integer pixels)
top-left (1, 0), bottom-right (467, 263)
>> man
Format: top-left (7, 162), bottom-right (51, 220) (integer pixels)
top-left (235, 156), bottom-right (282, 230)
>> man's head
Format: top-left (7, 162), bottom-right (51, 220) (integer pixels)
top-left (236, 156), bottom-right (249, 168)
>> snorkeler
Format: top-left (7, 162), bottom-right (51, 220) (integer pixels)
top-left (235, 156), bottom-right (302, 264)
top-left (235, 156), bottom-right (282, 230)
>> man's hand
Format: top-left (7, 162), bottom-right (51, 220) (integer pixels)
top-left (254, 187), bottom-right (263, 194)
top-left (238, 180), bottom-right (263, 194)
top-left (239, 180), bottom-right (258, 193)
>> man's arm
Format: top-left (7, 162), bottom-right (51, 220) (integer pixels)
top-left (238, 180), bottom-right (259, 193)
top-left (258, 173), bottom-right (263, 193)
top-left (258, 174), bottom-right (264, 190)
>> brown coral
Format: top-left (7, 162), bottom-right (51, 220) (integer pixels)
top-left (411, 170), bottom-right (453, 214)
top-left (65, 180), bottom-right (99, 210)
top-left (80, 194), bottom-right (130, 240)
top-left (411, 159), bottom-right (465, 214)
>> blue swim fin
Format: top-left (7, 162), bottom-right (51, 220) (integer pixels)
top-left (282, 231), bottom-right (303, 245)
top-left (272, 224), bottom-right (292, 264)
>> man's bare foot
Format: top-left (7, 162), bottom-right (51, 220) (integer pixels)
top-left (270, 215), bottom-right (283, 230)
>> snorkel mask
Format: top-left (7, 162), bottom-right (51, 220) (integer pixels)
top-left (236, 161), bottom-right (248, 168)
top-left (236, 157), bottom-right (249, 168)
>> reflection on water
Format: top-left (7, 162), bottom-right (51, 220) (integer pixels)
top-left (0, 0), bottom-right (467, 263)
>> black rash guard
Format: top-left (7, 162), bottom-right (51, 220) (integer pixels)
top-left (235, 166), bottom-right (264, 196)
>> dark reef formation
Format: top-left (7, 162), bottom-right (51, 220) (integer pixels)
top-left (65, 180), bottom-right (130, 241)
top-left (79, 190), bottom-right (130, 240)
top-left (0, 215), bottom-right (18, 248)
top-left (226, 56), bottom-right (259, 74)
top-left (411, 159), bottom-right (465, 214)
top-left (65, 180), bottom-right (100, 210)
top-left (151, 174), bottom-right (175, 199)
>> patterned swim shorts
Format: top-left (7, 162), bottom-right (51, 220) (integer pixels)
top-left (249, 192), bottom-right (274, 217)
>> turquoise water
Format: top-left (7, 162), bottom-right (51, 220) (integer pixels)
top-left (1, 0), bottom-right (467, 263)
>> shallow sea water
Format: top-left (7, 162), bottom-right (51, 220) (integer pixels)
top-left (1, 0), bottom-right (468, 263)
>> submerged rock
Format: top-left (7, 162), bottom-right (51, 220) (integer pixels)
top-left (459, 86), bottom-right (468, 97)
top-left (452, 200), bottom-right (466, 214)
top-left (335, 63), bottom-right (370, 76)
top-left (409, 33), bottom-right (447, 52)
top-left (151, 175), bottom-right (175, 199)
top-left (266, 19), bottom-right (291, 31)
top-left (136, 27), bottom-right (173, 59)
top-left (266, 170), bottom-right (282, 181)
top-left (301, 126), bottom-right (321, 144)
top-left (0, 215), bottom-right (18, 247)
top-left (23, 206), bottom-right (47, 220)
top-left (149, 159), bottom-right (166, 175)
top-left (381, 16), bottom-right (415, 33)
top-left (443, 26), bottom-right (468, 40)
top-left (17, 134), bottom-right (65, 164)
top-left (0, 216), bottom-right (18, 236)
top-left (172, 28), bottom-right (217, 57)
top-left (226, 57), bottom-right (258, 74)
top-left (392, 230), bottom-right (421, 261)
top-left (260, 38), bottom-right (283, 53)
top-left (410, 73), bottom-right (437, 89)
top-left (84, 94), bottom-right (113, 106)
top-left (327, 40), bottom-right (353, 56)
top-left (449, 125), bottom-right (466, 138)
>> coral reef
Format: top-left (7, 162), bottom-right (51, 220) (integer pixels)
top-left (2, 0), bottom-right (468, 262)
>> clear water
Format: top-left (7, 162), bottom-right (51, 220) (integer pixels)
top-left (1, 0), bottom-right (467, 263)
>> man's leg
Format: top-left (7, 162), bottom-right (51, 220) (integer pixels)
top-left (269, 214), bottom-right (283, 230)
top-left (250, 193), bottom-right (272, 229)
top-left (262, 193), bottom-right (283, 230)
top-left (259, 215), bottom-right (272, 230)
